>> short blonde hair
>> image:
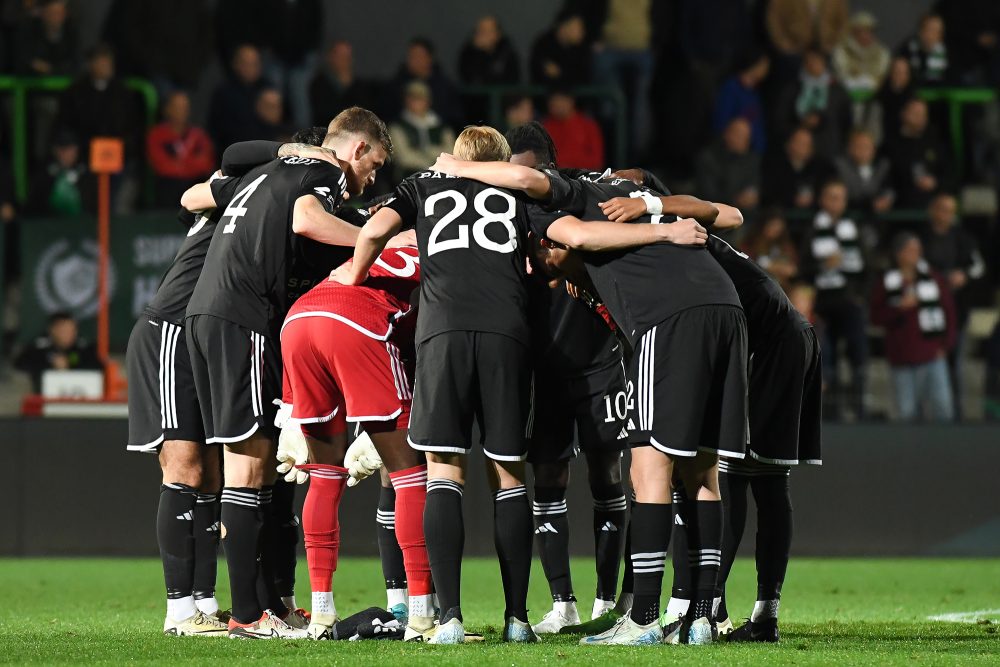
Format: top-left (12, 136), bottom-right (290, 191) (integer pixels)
top-left (453, 125), bottom-right (511, 162)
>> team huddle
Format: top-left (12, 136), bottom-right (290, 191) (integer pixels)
top-left (125, 105), bottom-right (821, 646)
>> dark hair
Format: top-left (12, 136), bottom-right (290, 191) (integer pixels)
top-left (48, 311), bottom-right (74, 325)
top-left (505, 121), bottom-right (557, 167)
top-left (87, 42), bottom-right (114, 61)
top-left (890, 231), bottom-right (920, 258)
top-left (292, 127), bottom-right (326, 146)
top-left (326, 107), bottom-right (393, 156)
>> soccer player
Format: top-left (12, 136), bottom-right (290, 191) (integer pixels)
top-left (126, 133), bottom-right (338, 636)
top-left (431, 155), bottom-right (746, 646)
top-left (275, 242), bottom-right (431, 640)
top-left (601, 192), bottom-right (822, 643)
top-left (180, 107), bottom-right (391, 639)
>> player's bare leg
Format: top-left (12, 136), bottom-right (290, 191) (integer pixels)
top-left (297, 426), bottom-right (349, 639)
top-left (370, 429), bottom-right (433, 633)
top-left (484, 459), bottom-right (538, 643)
top-left (581, 445), bottom-right (669, 646)
top-left (158, 440), bottom-right (227, 636)
top-left (192, 444), bottom-right (224, 620)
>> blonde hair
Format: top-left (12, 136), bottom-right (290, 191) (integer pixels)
top-left (453, 125), bottom-right (511, 162)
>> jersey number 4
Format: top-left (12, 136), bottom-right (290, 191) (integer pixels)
top-left (425, 188), bottom-right (518, 257)
top-left (222, 174), bottom-right (268, 234)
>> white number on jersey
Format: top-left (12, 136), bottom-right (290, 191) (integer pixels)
top-left (187, 214), bottom-right (209, 237)
top-left (221, 174), bottom-right (268, 235)
top-left (374, 249), bottom-right (420, 278)
top-left (425, 188), bottom-right (518, 257)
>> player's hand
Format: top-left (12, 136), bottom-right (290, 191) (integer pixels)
top-left (430, 153), bottom-right (459, 175)
top-left (329, 264), bottom-right (364, 285)
top-left (345, 431), bottom-right (383, 487)
top-left (610, 169), bottom-right (645, 186)
top-left (386, 228), bottom-right (417, 248)
top-left (599, 196), bottom-right (647, 222)
top-left (565, 280), bottom-right (581, 299)
top-left (276, 424), bottom-right (310, 484)
top-left (662, 217), bottom-right (708, 246)
top-left (272, 399), bottom-right (293, 429)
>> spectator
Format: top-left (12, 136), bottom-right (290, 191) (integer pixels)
top-left (937, 0), bottom-right (1000, 85)
top-left (389, 82), bottom-right (456, 177)
top-left (384, 37), bottom-right (463, 128)
top-left (56, 43), bottom-right (138, 163)
top-left (712, 52), bottom-right (770, 153)
top-left (774, 49), bottom-right (852, 160)
top-left (874, 56), bottom-right (915, 147)
top-left (459, 15), bottom-right (520, 85)
top-left (251, 88), bottom-right (294, 142)
top-left (922, 193), bottom-right (986, 417)
top-left (899, 14), bottom-right (949, 86)
top-left (833, 128), bottom-right (894, 213)
top-left (762, 127), bottom-right (830, 210)
top-left (146, 91), bottom-right (216, 208)
top-left (503, 94), bottom-right (536, 131)
top-left (529, 10), bottom-right (591, 88)
top-left (766, 0), bottom-right (849, 80)
top-left (15, 0), bottom-right (77, 75)
top-left (15, 312), bottom-right (103, 393)
top-left (27, 129), bottom-right (91, 216)
top-left (213, 0), bottom-right (267, 66)
top-left (208, 44), bottom-right (271, 150)
top-left (695, 117), bottom-right (761, 212)
top-left (870, 232), bottom-right (956, 421)
top-left (803, 180), bottom-right (869, 419)
top-left (832, 11), bottom-right (891, 95)
top-left (309, 41), bottom-right (378, 126)
top-left (885, 98), bottom-right (953, 209)
top-left (542, 90), bottom-right (604, 171)
top-left (260, 0), bottom-right (323, 128)
top-left (742, 209), bottom-right (800, 291)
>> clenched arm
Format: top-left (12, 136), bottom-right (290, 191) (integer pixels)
top-left (431, 153), bottom-right (552, 200)
top-left (291, 194), bottom-right (361, 246)
top-left (545, 215), bottom-right (707, 251)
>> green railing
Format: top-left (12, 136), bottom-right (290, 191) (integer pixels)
top-left (0, 76), bottom-right (159, 204)
top-left (460, 84), bottom-right (628, 167)
top-left (851, 87), bottom-right (997, 179)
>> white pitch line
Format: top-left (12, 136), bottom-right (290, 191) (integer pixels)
top-left (927, 609), bottom-right (1000, 623)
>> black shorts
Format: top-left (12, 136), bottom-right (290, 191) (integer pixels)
top-left (125, 313), bottom-right (204, 451)
top-left (186, 314), bottom-right (280, 444)
top-left (527, 360), bottom-right (629, 464)
top-left (628, 305), bottom-right (748, 459)
top-left (744, 326), bottom-right (822, 465)
top-left (407, 331), bottom-right (531, 462)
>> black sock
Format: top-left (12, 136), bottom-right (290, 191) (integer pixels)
top-left (269, 478), bottom-right (299, 600)
top-left (592, 482), bottom-right (627, 601)
top-left (620, 493), bottom-right (635, 596)
top-left (424, 480), bottom-right (464, 619)
top-left (157, 483), bottom-right (197, 607)
top-left (628, 502), bottom-right (671, 625)
top-left (495, 485), bottom-right (532, 622)
top-left (221, 487), bottom-right (264, 624)
top-left (192, 492), bottom-right (220, 601)
top-left (670, 489), bottom-right (691, 603)
top-left (255, 486), bottom-right (287, 614)
top-left (719, 470), bottom-right (750, 616)
top-left (690, 500), bottom-right (723, 621)
top-left (750, 471), bottom-right (793, 602)
top-left (533, 486), bottom-right (573, 600)
top-left (377, 484), bottom-right (407, 591)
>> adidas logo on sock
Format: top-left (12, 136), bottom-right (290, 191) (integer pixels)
top-left (535, 522), bottom-right (558, 534)
top-left (176, 511), bottom-right (194, 521)
top-left (207, 521), bottom-right (220, 533)
top-left (600, 521), bottom-right (618, 533)
top-left (674, 513), bottom-right (685, 526)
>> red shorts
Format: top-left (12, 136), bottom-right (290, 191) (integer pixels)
top-left (281, 316), bottom-right (412, 436)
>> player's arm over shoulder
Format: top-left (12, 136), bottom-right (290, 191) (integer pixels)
top-left (180, 172), bottom-right (234, 212)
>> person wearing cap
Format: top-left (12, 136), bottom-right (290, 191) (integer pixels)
top-left (832, 11), bottom-right (891, 94)
top-left (389, 81), bottom-right (456, 177)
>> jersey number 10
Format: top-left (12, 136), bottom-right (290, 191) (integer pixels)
top-left (425, 188), bottom-right (519, 257)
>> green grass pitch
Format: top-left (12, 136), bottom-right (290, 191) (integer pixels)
top-left (1, 557), bottom-right (998, 664)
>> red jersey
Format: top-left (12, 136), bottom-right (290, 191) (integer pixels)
top-left (282, 246), bottom-right (420, 341)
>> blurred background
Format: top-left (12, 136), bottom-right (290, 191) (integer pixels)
top-left (0, 0), bottom-right (997, 558)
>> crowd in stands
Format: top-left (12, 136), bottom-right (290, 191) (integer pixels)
top-left (0, 0), bottom-right (998, 421)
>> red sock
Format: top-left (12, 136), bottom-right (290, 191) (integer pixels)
top-left (389, 465), bottom-right (432, 596)
top-left (300, 465), bottom-right (347, 593)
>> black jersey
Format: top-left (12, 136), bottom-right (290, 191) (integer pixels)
top-left (707, 235), bottom-right (811, 352)
top-left (533, 170), bottom-right (740, 346)
top-left (528, 277), bottom-right (620, 376)
top-left (145, 178), bottom-right (241, 325)
top-left (186, 156), bottom-right (348, 334)
top-left (386, 171), bottom-right (532, 346)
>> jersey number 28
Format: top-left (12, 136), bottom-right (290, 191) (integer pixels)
top-left (425, 188), bottom-right (518, 257)
top-left (222, 174), bottom-right (268, 234)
